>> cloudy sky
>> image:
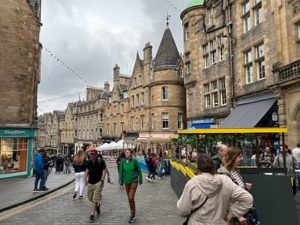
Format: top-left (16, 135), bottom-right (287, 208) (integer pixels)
top-left (38, 0), bottom-right (188, 114)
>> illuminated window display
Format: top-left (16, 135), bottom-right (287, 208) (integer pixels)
top-left (0, 138), bottom-right (28, 174)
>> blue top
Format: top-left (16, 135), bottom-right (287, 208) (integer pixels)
top-left (73, 159), bottom-right (87, 173)
top-left (34, 153), bottom-right (44, 171)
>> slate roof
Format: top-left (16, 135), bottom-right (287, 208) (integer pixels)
top-left (154, 28), bottom-right (181, 70)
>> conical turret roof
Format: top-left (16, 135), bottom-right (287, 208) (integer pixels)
top-left (154, 28), bottom-right (181, 70)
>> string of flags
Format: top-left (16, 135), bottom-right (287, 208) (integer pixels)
top-left (38, 90), bottom-right (86, 104)
top-left (43, 47), bottom-right (90, 85)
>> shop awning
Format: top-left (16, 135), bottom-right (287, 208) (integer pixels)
top-left (220, 97), bottom-right (276, 128)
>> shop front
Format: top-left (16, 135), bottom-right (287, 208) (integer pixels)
top-left (0, 127), bottom-right (36, 179)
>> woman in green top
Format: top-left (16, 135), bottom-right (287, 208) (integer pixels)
top-left (119, 149), bottom-right (143, 224)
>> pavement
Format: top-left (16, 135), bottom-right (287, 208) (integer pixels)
top-left (0, 167), bottom-right (183, 225)
top-left (0, 170), bottom-right (74, 212)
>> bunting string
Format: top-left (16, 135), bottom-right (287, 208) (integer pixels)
top-left (43, 47), bottom-right (90, 85)
top-left (38, 90), bottom-right (85, 104)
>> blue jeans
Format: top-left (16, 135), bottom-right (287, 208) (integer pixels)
top-left (34, 170), bottom-right (45, 190)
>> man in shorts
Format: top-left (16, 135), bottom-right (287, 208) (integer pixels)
top-left (85, 149), bottom-right (107, 223)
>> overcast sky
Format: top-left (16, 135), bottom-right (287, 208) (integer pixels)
top-left (38, 0), bottom-right (187, 114)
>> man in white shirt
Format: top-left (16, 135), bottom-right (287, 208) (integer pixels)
top-left (292, 143), bottom-right (300, 190)
top-left (292, 143), bottom-right (300, 165)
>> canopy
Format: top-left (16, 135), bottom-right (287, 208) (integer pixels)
top-left (178, 127), bottom-right (288, 134)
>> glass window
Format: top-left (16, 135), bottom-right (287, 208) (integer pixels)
top-left (204, 83), bottom-right (210, 93)
top-left (219, 78), bottom-right (226, 90)
top-left (298, 24), bottom-right (300, 39)
top-left (0, 138), bottom-right (28, 174)
top-left (244, 49), bottom-right (253, 83)
top-left (205, 94), bottom-right (211, 108)
top-left (220, 90), bottom-right (227, 105)
top-left (100, 113), bottom-right (103, 122)
top-left (243, 0), bottom-right (251, 33)
top-left (178, 113), bottom-right (184, 129)
top-left (255, 5), bottom-right (263, 25)
top-left (136, 94), bottom-right (139, 106)
top-left (184, 23), bottom-right (189, 41)
top-left (211, 50), bottom-right (217, 65)
top-left (256, 44), bottom-right (265, 80)
top-left (211, 80), bottom-right (218, 90)
top-left (219, 46), bottom-right (225, 61)
top-left (141, 93), bottom-right (144, 105)
top-left (185, 62), bottom-right (191, 75)
top-left (162, 113), bottom-right (169, 129)
top-left (203, 44), bottom-right (209, 54)
top-left (162, 86), bottom-right (169, 101)
top-left (212, 92), bottom-right (219, 107)
top-left (204, 55), bottom-right (209, 68)
top-left (151, 113), bottom-right (155, 129)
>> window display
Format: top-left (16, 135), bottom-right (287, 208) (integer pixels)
top-left (0, 138), bottom-right (28, 174)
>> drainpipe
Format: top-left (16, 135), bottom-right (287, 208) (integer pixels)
top-left (227, 0), bottom-right (235, 110)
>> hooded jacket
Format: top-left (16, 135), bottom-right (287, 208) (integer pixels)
top-left (177, 173), bottom-right (253, 225)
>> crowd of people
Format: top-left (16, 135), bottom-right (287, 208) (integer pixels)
top-left (32, 142), bottom-right (300, 224)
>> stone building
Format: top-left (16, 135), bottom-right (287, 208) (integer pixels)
top-left (73, 85), bottom-right (110, 153)
top-left (104, 26), bottom-right (186, 152)
top-left (0, 0), bottom-right (42, 178)
top-left (59, 103), bottom-right (75, 155)
top-left (42, 111), bottom-right (65, 153)
top-left (37, 115), bottom-right (46, 148)
top-left (181, 0), bottom-right (300, 146)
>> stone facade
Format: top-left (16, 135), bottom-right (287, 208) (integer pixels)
top-left (181, 0), bottom-right (300, 145)
top-left (0, 0), bottom-right (41, 127)
top-left (73, 86), bottom-right (110, 153)
top-left (104, 28), bottom-right (186, 152)
top-left (39, 111), bottom-right (64, 150)
top-left (59, 103), bottom-right (75, 154)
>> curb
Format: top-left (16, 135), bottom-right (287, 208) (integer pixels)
top-left (0, 179), bottom-right (75, 213)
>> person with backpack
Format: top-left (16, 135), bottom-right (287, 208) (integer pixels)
top-left (258, 146), bottom-right (275, 168)
top-left (119, 149), bottom-right (143, 224)
top-left (33, 149), bottom-right (45, 192)
top-left (85, 149), bottom-right (107, 223)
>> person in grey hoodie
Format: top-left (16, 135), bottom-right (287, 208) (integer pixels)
top-left (177, 154), bottom-right (253, 225)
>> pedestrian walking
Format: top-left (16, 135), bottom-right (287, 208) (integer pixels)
top-left (55, 154), bottom-right (64, 173)
top-left (73, 150), bottom-right (87, 199)
top-left (144, 149), bottom-right (151, 180)
top-left (119, 149), bottom-right (143, 224)
top-left (64, 155), bottom-right (72, 174)
top-left (117, 151), bottom-right (126, 188)
top-left (85, 149), bottom-right (107, 223)
top-left (292, 143), bottom-right (300, 189)
top-left (177, 154), bottom-right (253, 225)
top-left (273, 145), bottom-right (297, 195)
top-left (33, 149), bottom-right (45, 192)
top-left (218, 147), bottom-right (256, 225)
top-left (43, 151), bottom-right (50, 191)
top-left (212, 144), bottom-right (228, 170)
top-left (148, 153), bottom-right (157, 182)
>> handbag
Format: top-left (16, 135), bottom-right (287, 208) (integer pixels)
top-left (183, 196), bottom-right (208, 225)
top-left (246, 207), bottom-right (261, 225)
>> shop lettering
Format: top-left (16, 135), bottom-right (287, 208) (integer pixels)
top-left (3, 130), bottom-right (26, 135)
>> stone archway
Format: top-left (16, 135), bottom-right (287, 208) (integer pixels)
top-left (289, 103), bottom-right (300, 148)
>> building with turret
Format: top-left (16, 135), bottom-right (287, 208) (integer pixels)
top-left (0, 0), bottom-right (42, 178)
top-left (103, 26), bottom-right (186, 152)
top-left (181, 0), bottom-right (300, 146)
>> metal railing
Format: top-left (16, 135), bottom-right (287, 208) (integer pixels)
top-left (278, 59), bottom-right (300, 81)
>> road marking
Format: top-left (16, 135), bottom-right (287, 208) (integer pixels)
top-left (0, 185), bottom-right (73, 221)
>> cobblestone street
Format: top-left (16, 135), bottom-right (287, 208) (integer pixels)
top-left (0, 168), bottom-right (183, 225)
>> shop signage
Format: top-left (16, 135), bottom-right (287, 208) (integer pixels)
top-left (0, 128), bottom-right (35, 137)
top-left (3, 130), bottom-right (26, 135)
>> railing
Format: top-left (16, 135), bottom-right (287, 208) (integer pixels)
top-left (278, 59), bottom-right (300, 81)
